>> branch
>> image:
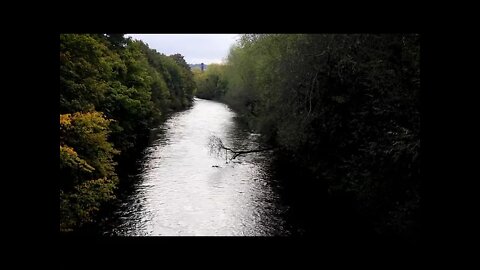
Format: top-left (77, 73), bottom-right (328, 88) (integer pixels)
top-left (229, 147), bottom-right (275, 160)
top-left (208, 135), bottom-right (274, 163)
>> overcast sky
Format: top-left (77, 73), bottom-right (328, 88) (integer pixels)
top-left (126, 34), bottom-right (240, 65)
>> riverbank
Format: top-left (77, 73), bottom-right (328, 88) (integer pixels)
top-left (78, 99), bottom-right (293, 235)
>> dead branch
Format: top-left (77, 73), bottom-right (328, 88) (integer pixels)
top-left (208, 135), bottom-right (274, 163)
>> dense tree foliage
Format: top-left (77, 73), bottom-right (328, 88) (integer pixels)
top-left (59, 112), bottom-right (119, 231)
top-left (60, 33), bottom-right (420, 238)
top-left (209, 34), bottom-right (420, 238)
top-left (59, 34), bottom-right (195, 231)
top-left (193, 64), bottom-right (228, 100)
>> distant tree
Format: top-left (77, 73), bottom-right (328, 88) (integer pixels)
top-left (169, 53), bottom-right (190, 71)
top-left (193, 64), bottom-right (228, 100)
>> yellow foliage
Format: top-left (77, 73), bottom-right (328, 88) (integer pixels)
top-left (60, 144), bottom-right (95, 173)
top-left (60, 114), bottom-right (72, 126)
top-left (60, 145), bottom-right (77, 157)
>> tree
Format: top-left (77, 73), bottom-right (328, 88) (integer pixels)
top-left (60, 34), bottom-right (199, 231)
top-left (60, 34), bottom-right (125, 113)
top-left (219, 34), bottom-right (421, 237)
top-left (59, 111), bottom-right (119, 231)
top-left (168, 53), bottom-right (196, 107)
top-left (193, 64), bottom-right (228, 100)
top-left (105, 33), bottom-right (129, 49)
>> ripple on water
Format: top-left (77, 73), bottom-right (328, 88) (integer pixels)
top-left (102, 99), bottom-right (291, 236)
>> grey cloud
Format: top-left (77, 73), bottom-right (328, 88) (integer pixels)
top-left (126, 34), bottom-right (239, 64)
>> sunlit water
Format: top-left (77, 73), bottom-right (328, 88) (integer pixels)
top-left (102, 98), bottom-right (292, 236)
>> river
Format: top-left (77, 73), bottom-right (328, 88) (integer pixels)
top-left (99, 98), bottom-right (296, 236)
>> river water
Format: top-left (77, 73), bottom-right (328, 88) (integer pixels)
top-left (100, 98), bottom-right (295, 236)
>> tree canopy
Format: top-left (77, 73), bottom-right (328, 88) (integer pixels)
top-left (198, 34), bottom-right (421, 237)
top-left (59, 34), bottom-right (196, 231)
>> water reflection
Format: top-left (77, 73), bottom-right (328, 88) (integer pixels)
top-left (103, 98), bottom-right (291, 236)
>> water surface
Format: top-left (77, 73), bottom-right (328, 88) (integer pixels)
top-left (103, 98), bottom-right (292, 236)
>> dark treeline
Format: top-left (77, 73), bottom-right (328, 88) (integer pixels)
top-left (194, 34), bottom-right (420, 239)
top-left (59, 34), bottom-right (195, 231)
